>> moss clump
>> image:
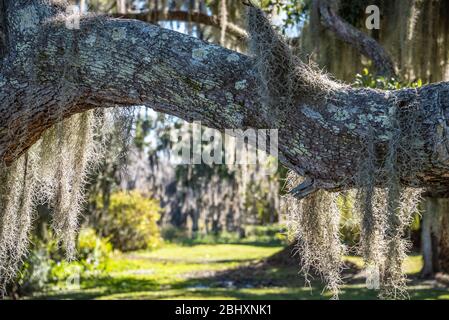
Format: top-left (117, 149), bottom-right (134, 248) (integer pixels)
top-left (0, 108), bottom-right (127, 295)
top-left (248, 6), bottom-right (425, 299)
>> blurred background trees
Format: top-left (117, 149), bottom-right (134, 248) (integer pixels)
top-left (8, 0), bottom-right (449, 298)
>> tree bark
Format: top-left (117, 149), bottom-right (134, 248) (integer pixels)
top-left (2, 1), bottom-right (449, 195)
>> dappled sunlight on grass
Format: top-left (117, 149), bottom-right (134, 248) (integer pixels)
top-left (403, 255), bottom-right (424, 275)
top-left (33, 244), bottom-right (449, 300)
top-left (343, 254), bottom-right (423, 275)
top-left (132, 244), bottom-right (282, 263)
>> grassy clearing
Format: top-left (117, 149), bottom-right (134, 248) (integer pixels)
top-left (32, 244), bottom-right (449, 300)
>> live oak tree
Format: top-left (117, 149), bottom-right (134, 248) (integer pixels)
top-left (1, 0), bottom-right (449, 298)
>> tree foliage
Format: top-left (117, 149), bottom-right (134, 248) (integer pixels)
top-left (95, 191), bottom-right (162, 252)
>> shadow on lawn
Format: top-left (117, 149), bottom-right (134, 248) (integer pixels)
top-left (41, 271), bottom-right (449, 300)
top-left (39, 276), bottom-right (161, 300)
top-left (173, 241), bottom-right (285, 248)
top-left (37, 246), bottom-right (449, 300)
top-left (36, 255), bottom-right (449, 300)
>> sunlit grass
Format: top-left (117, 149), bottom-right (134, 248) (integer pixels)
top-left (132, 244), bottom-right (282, 262)
top-left (344, 254), bottom-right (423, 275)
top-left (33, 244), bottom-right (449, 300)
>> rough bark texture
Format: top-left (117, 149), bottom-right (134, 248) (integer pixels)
top-left (2, 1), bottom-right (449, 196)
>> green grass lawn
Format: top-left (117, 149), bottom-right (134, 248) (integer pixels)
top-left (32, 243), bottom-right (449, 300)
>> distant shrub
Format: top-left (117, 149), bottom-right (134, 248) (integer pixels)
top-left (354, 68), bottom-right (423, 90)
top-left (243, 225), bottom-right (287, 244)
top-left (77, 228), bottom-right (112, 271)
top-left (97, 191), bottom-right (162, 252)
top-left (11, 241), bottom-right (53, 296)
top-left (337, 193), bottom-right (360, 249)
top-left (162, 224), bottom-right (287, 246)
top-left (192, 231), bottom-right (241, 245)
top-left (50, 228), bottom-right (112, 281)
top-left (11, 228), bottom-right (112, 297)
top-left (161, 224), bottom-right (188, 242)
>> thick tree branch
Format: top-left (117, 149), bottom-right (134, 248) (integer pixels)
top-left (316, 0), bottom-right (396, 78)
top-left (2, 1), bottom-right (449, 195)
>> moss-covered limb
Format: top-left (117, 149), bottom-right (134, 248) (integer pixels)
top-left (316, 0), bottom-right (396, 78)
top-left (2, 1), bottom-right (449, 194)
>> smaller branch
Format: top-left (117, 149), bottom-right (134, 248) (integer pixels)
top-left (317, 0), bottom-right (396, 78)
top-left (111, 10), bottom-right (248, 39)
top-left (289, 178), bottom-right (318, 200)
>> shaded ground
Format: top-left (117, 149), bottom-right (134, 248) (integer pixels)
top-left (31, 244), bottom-right (449, 300)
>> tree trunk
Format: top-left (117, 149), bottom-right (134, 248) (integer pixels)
top-left (2, 1), bottom-right (449, 196)
top-left (79, 0), bottom-right (87, 13)
top-left (190, 209), bottom-right (200, 238)
top-left (421, 197), bottom-right (449, 277)
top-left (117, 0), bottom-right (126, 14)
top-left (421, 197), bottom-right (438, 278)
top-left (437, 199), bottom-right (449, 273)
